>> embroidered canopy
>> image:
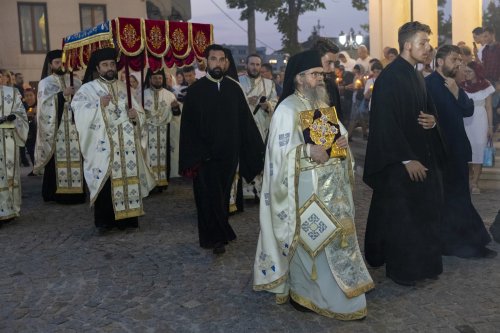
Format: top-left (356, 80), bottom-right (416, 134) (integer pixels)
top-left (62, 17), bottom-right (213, 72)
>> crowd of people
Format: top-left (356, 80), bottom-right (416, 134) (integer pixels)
top-left (0, 20), bottom-right (499, 321)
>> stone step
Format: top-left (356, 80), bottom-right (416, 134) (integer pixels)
top-left (479, 165), bottom-right (500, 190)
top-left (481, 167), bottom-right (500, 179)
top-left (478, 178), bottom-right (500, 190)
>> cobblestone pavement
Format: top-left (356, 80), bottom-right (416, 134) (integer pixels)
top-left (1, 140), bottom-right (499, 333)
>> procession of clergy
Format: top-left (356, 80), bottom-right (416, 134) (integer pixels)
top-left (0, 20), bottom-right (497, 320)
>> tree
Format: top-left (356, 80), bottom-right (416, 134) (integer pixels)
top-left (483, 0), bottom-right (500, 37)
top-left (260, 0), bottom-right (326, 55)
top-left (226, 0), bottom-right (326, 55)
top-left (226, 0), bottom-right (262, 54)
top-left (437, 0), bottom-right (451, 46)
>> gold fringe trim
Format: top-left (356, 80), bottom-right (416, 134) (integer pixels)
top-left (112, 177), bottom-right (140, 187)
top-left (56, 161), bottom-right (83, 168)
top-left (229, 203), bottom-right (238, 213)
top-left (55, 187), bottom-right (84, 194)
top-left (253, 273), bottom-right (288, 291)
top-left (311, 260), bottom-right (318, 281)
top-left (275, 293), bottom-right (289, 305)
top-left (290, 290), bottom-right (367, 320)
top-left (0, 213), bottom-right (19, 221)
top-left (114, 208), bottom-right (144, 220)
top-left (343, 281), bottom-right (375, 299)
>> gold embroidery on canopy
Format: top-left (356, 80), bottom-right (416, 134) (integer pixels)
top-left (172, 28), bottom-right (187, 51)
top-left (122, 23), bottom-right (141, 49)
top-left (148, 25), bottom-right (164, 50)
top-left (194, 30), bottom-right (208, 52)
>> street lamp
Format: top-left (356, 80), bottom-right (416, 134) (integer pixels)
top-left (338, 28), bottom-right (363, 49)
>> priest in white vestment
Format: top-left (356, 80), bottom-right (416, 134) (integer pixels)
top-left (253, 50), bottom-right (373, 319)
top-left (71, 48), bottom-right (155, 231)
top-left (142, 69), bottom-right (179, 190)
top-left (239, 54), bottom-right (278, 200)
top-left (35, 50), bottom-right (86, 204)
top-left (0, 85), bottom-right (29, 221)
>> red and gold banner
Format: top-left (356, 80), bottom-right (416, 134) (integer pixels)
top-left (114, 18), bottom-right (144, 56)
top-left (191, 23), bottom-right (212, 59)
top-left (62, 18), bottom-right (214, 71)
top-left (168, 21), bottom-right (191, 59)
top-left (145, 19), bottom-right (169, 57)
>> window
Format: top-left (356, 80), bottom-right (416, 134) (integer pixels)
top-left (80, 4), bottom-right (106, 30)
top-left (18, 2), bottom-right (49, 54)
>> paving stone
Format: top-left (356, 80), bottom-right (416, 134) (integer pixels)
top-left (1, 141), bottom-right (499, 332)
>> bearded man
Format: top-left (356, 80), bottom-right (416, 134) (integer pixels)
top-left (253, 49), bottom-right (373, 319)
top-left (35, 50), bottom-right (86, 204)
top-left (142, 69), bottom-right (179, 190)
top-left (239, 54), bottom-right (278, 200)
top-left (364, 22), bottom-right (445, 286)
top-left (425, 45), bottom-right (496, 258)
top-left (71, 48), bottom-right (155, 231)
top-left (179, 44), bottom-right (265, 254)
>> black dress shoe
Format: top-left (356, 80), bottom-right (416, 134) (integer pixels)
top-left (213, 243), bottom-right (226, 254)
top-left (479, 247), bottom-right (497, 259)
top-left (387, 273), bottom-right (416, 286)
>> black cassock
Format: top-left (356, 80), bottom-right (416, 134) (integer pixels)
top-left (363, 57), bottom-right (445, 281)
top-left (179, 76), bottom-right (265, 248)
top-left (426, 72), bottom-right (491, 257)
top-left (42, 92), bottom-right (86, 204)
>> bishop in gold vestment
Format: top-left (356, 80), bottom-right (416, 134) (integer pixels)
top-left (253, 50), bottom-right (373, 319)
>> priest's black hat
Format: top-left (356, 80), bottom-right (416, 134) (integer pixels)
top-left (143, 68), bottom-right (167, 90)
top-left (40, 49), bottom-right (63, 80)
top-left (277, 49), bottom-right (322, 106)
top-left (82, 47), bottom-right (118, 83)
top-left (223, 48), bottom-right (239, 82)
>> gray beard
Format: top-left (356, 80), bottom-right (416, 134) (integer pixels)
top-left (301, 84), bottom-right (329, 106)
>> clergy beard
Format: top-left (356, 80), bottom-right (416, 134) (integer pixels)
top-left (247, 71), bottom-right (260, 79)
top-left (152, 83), bottom-right (163, 90)
top-left (100, 70), bottom-right (118, 81)
top-left (53, 68), bottom-right (65, 76)
top-left (301, 82), bottom-right (329, 106)
top-left (208, 67), bottom-right (223, 80)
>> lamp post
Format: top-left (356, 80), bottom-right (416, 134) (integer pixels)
top-left (338, 28), bottom-right (363, 50)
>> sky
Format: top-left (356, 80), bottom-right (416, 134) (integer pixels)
top-left (190, 0), bottom-right (493, 54)
top-left (190, 0), bottom-right (368, 54)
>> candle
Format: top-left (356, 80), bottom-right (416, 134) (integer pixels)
top-left (355, 79), bottom-right (362, 89)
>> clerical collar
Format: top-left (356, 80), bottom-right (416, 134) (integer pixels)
top-left (97, 77), bottom-right (118, 86)
top-left (206, 72), bottom-right (223, 83)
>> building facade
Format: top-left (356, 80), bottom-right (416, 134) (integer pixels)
top-left (0, 0), bottom-right (191, 83)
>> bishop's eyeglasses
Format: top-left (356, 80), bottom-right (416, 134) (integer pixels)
top-left (299, 71), bottom-right (325, 79)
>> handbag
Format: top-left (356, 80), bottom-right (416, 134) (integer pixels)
top-left (483, 139), bottom-right (495, 167)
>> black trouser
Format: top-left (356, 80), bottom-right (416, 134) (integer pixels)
top-left (94, 178), bottom-right (138, 229)
top-left (193, 159), bottom-right (237, 248)
top-left (42, 156), bottom-right (86, 204)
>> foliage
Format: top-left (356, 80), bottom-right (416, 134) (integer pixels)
top-left (226, 0), bottom-right (271, 20)
top-left (259, 0), bottom-right (326, 54)
top-left (437, 0), bottom-right (451, 46)
top-left (483, 0), bottom-right (500, 37)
